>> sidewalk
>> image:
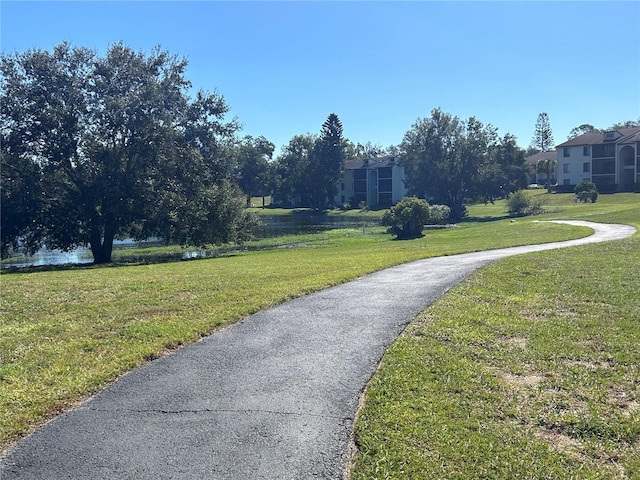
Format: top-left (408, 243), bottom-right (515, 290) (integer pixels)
top-left (1, 221), bottom-right (635, 479)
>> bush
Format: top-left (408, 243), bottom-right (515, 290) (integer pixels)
top-left (574, 179), bottom-right (598, 203)
top-left (507, 190), bottom-right (547, 216)
top-left (528, 196), bottom-right (547, 215)
top-left (507, 191), bottom-right (530, 216)
top-left (382, 197), bottom-right (430, 239)
top-left (428, 204), bottom-right (451, 225)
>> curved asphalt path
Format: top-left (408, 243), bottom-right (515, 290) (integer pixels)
top-left (1, 221), bottom-right (635, 479)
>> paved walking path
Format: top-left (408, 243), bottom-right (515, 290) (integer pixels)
top-left (1, 221), bottom-right (635, 479)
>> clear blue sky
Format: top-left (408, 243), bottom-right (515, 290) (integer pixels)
top-left (2, 1), bottom-right (639, 155)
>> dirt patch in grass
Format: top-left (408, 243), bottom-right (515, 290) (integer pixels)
top-left (609, 387), bottom-right (639, 417)
top-left (521, 310), bottom-right (548, 321)
top-left (500, 371), bottom-right (544, 388)
top-left (561, 358), bottom-right (612, 370)
top-left (495, 335), bottom-right (528, 349)
top-left (534, 427), bottom-right (584, 457)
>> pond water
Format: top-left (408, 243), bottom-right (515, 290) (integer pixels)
top-left (1, 214), bottom-right (378, 269)
top-left (256, 213), bottom-right (375, 237)
top-left (0, 238), bottom-right (160, 270)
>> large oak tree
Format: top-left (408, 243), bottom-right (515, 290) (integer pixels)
top-left (1, 42), bottom-right (255, 263)
top-left (401, 109), bottom-right (527, 221)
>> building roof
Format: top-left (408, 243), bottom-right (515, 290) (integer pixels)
top-left (556, 127), bottom-right (640, 148)
top-left (343, 155), bottom-right (401, 170)
top-left (524, 151), bottom-right (555, 166)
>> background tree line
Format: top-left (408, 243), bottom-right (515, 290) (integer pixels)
top-left (268, 113), bottom-right (348, 210)
top-left (6, 43), bottom-right (631, 263)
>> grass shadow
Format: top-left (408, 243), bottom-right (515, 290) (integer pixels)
top-left (461, 215), bottom-right (511, 223)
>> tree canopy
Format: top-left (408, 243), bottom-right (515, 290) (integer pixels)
top-left (269, 133), bottom-right (317, 207)
top-left (566, 120), bottom-right (640, 141)
top-left (607, 119), bottom-right (640, 130)
top-left (1, 42), bottom-right (256, 263)
top-left (232, 135), bottom-right (274, 205)
top-left (271, 114), bottom-right (347, 209)
top-left (568, 123), bottom-right (599, 139)
top-left (400, 108), bottom-right (528, 221)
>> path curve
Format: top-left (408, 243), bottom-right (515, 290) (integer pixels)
top-left (1, 221), bottom-right (635, 479)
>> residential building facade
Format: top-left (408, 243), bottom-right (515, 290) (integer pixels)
top-left (555, 128), bottom-right (640, 192)
top-left (336, 156), bottom-right (408, 208)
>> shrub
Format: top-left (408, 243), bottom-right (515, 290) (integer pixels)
top-left (507, 191), bottom-right (530, 216)
top-left (382, 197), bottom-right (430, 239)
top-left (574, 179), bottom-right (598, 203)
top-left (429, 204), bottom-right (451, 225)
top-left (528, 196), bottom-right (547, 215)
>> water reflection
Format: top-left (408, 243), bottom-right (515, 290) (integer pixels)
top-left (2, 214), bottom-right (377, 269)
top-left (257, 213), bottom-right (372, 237)
top-left (1, 247), bottom-right (94, 269)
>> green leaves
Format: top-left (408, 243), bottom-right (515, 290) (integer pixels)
top-left (381, 196), bottom-right (430, 239)
top-left (401, 108), bottom-right (526, 221)
top-left (1, 42), bottom-right (245, 263)
top-left (272, 113), bottom-right (347, 209)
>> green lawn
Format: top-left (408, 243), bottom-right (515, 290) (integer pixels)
top-left (1, 193), bottom-right (638, 474)
top-left (351, 193), bottom-right (640, 479)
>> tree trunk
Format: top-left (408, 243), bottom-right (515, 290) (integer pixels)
top-left (89, 226), bottom-right (115, 264)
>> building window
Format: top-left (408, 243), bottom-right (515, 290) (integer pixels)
top-left (353, 169), bottom-right (367, 204)
top-left (563, 163), bottom-right (570, 174)
top-left (378, 192), bottom-right (392, 206)
top-left (593, 158), bottom-right (615, 174)
top-left (378, 167), bottom-right (392, 179)
top-left (592, 174), bottom-right (615, 186)
top-left (583, 162), bottom-right (590, 173)
top-left (593, 144), bottom-right (616, 158)
top-left (378, 179), bottom-right (392, 192)
top-left (583, 146), bottom-right (590, 156)
top-left (563, 147), bottom-right (570, 157)
top-left (563, 179), bottom-right (570, 185)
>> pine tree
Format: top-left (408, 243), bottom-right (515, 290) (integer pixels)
top-left (530, 112), bottom-right (555, 153)
top-left (311, 113), bottom-right (345, 208)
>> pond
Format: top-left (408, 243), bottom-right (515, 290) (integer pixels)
top-left (256, 213), bottom-right (376, 237)
top-left (1, 214), bottom-right (379, 269)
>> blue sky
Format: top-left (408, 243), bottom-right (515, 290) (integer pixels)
top-left (2, 1), bottom-right (639, 155)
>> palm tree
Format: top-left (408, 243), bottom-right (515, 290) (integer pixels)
top-left (536, 158), bottom-right (556, 193)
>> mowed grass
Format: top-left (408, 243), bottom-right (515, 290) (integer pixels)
top-left (0, 193), bottom-right (636, 462)
top-left (0, 210), bottom-right (591, 450)
top-left (351, 193), bottom-right (640, 479)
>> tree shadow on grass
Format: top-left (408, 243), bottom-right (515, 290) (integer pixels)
top-left (462, 214), bottom-right (511, 223)
top-left (390, 233), bottom-right (426, 240)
